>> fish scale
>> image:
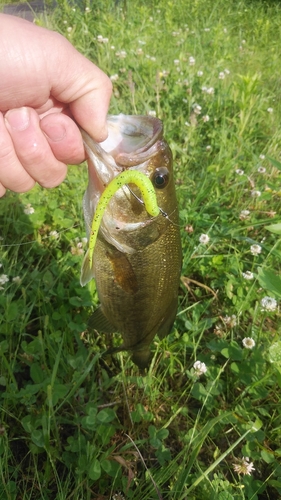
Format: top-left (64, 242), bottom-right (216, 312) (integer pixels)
top-left (81, 115), bottom-right (182, 369)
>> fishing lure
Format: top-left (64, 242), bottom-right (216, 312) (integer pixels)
top-left (88, 170), bottom-right (160, 268)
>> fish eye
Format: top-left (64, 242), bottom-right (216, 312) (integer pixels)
top-left (152, 167), bottom-right (169, 189)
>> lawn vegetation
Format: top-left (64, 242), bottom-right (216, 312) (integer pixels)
top-left (0, 0), bottom-right (281, 498)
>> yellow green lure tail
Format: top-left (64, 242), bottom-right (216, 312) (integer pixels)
top-left (88, 170), bottom-right (160, 269)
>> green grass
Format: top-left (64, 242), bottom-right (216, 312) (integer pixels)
top-left (1, 0), bottom-right (281, 498)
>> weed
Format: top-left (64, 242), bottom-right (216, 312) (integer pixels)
top-left (1, 0), bottom-right (281, 498)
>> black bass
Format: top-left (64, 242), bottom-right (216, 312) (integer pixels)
top-left (80, 115), bottom-right (182, 369)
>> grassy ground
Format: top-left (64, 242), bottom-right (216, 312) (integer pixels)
top-left (1, 0), bottom-right (281, 498)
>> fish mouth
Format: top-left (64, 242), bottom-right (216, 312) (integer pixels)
top-left (81, 114), bottom-right (163, 186)
top-left (82, 115), bottom-right (165, 250)
top-left (101, 114), bottom-right (163, 168)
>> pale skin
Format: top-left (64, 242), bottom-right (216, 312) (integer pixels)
top-left (0, 14), bottom-right (112, 197)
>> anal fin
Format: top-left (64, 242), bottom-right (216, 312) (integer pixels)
top-left (88, 307), bottom-right (117, 334)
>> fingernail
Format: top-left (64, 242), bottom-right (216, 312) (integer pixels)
top-left (5, 107), bottom-right (30, 131)
top-left (41, 122), bottom-right (66, 142)
top-left (96, 124), bottom-right (108, 143)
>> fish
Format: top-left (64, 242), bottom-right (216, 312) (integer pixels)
top-left (80, 114), bottom-right (182, 369)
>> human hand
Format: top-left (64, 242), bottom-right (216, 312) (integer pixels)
top-left (0, 14), bottom-right (112, 197)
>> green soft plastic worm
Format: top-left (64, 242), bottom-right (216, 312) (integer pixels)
top-left (88, 170), bottom-right (160, 267)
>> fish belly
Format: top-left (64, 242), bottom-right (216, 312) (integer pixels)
top-left (92, 222), bottom-right (182, 368)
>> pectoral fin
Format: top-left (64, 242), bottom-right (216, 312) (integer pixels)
top-left (107, 250), bottom-right (138, 294)
top-left (80, 249), bottom-right (95, 286)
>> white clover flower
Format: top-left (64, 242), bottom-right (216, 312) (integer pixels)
top-left (110, 45), bottom-right (115, 50)
top-left (239, 209), bottom-right (250, 220)
top-left (214, 324), bottom-right (224, 337)
top-left (115, 50), bottom-right (127, 58)
top-left (202, 115), bottom-right (210, 122)
top-left (259, 154), bottom-right (265, 160)
top-left (85, 7), bottom-right (90, 12)
top-left (267, 107), bottom-right (273, 113)
top-left (23, 204), bottom-right (35, 215)
top-left (206, 145), bottom-right (212, 151)
top-left (242, 271), bottom-right (254, 280)
top-left (49, 230), bottom-right (59, 239)
top-left (257, 166), bottom-right (266, 174)
top-left (174, 59), bottom-right (180, 65)
top-left (112, 493), bottom-right (125, 500)
top-left (251, 190), bottom-right (261, 197)
top-left (206, 87), bottom-right (214, 95)
top-left (197, 70), bottom-right (203, 77)
top-left (193, 360), bottom-right (207, 376)
top-left (136, 48), bottom-right (143, 55)
top-left (199, 234), bottom-right (210, 244)
top-left (184, 121), bottom-right (190, 127)
top-left (193, 104), bottom-right (202, 115)
top-left (148, 110), bottom-right (156, 117)
top-left (242, 337), bottom-right (256, 349)
top-left (260, 296), bottom-right (277, 312)
top-left (67, 27), bottom-right (73, 33)
top-left (12, 276), bottom-right (22, 285)
top-left (233, 457), bottom-right (255, 476)
top-left (0, 274), bottom-right (9, 285)
top-left (219, 71), bottom-right (225, 80)
top-left (189, 56), bottom-right (195, 65)
top-left (223, 315), bottom-right (237, 328)
top-left (235, 168), bottom-right (244, 175)
top-left (110, 74), bottom-right (119, 82)
top-left (201, 86), bottom-right (207, 93)
top-left (81, 237), bottom-right (88, 245)
top-left (224, 68), bottom-right (230, 75)
top-left (63, 20), bottom-right (67, 24)
top-left (70, 246), bottom-right (84, 256)
top-left (250, 244), bottom-right (262, 256)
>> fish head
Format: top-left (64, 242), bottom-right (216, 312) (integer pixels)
top-left (82, 114), bottom-right (177, 253)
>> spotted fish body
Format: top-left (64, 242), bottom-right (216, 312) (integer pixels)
top-left (81, 115), bottom-right (182, 369)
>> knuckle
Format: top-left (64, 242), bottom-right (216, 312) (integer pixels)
top-left (0, 142), bottom-right (15, 164)
top-left (19, 143), bottom-right (48, 165)
top-left (12, 178), bottom-right (36, 193)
